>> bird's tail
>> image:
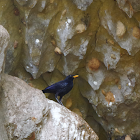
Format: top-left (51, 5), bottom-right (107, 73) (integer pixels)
top-left (42, 89), bottom-right (45, 93)
top-left (42, 88), bottom-right (52, 93)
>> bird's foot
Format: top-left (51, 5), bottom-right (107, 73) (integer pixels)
top-left (55, 97), bottom-right (64, 106)
top-left (59, 101), bottom-right (64, 106)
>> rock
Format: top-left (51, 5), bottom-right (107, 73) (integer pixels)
top-left (0, 25), bottom-right (10, 140)
top-left (72, 108), bottom-right (83, 117)
top-left (87, 58), bottom-right (100, 71)
top-left (111, 54), bottom-right (116, 59)
top-left (65, 98), bottom-right (72, 108)
top-left (100, 3), bottom-right (140, 56)
top-left (16, 0), bottom-right (38, 8)
top-left (14, 40), bottom-right (18, 49)
top-left (116, 0), bottom-right (134, 18)
top-left (125, 135), bottom-right (131, 140)
top-left (117, 0), bottom-right (140, 17)
top-left (102, 91), bottom-right (115, 105)
top-left (51, 39), bottom-right (56, 46)
top-left (95, 27), bottom-right (121, 70)
top-left (50, 0), bottom-right (54, 4)
top-left (1, 74), bottom-right (99, 140)
top-left (37, 0), bottom-right (47, 12)
top-left (132, 26), bottom-right (140, 39)
top-left (0, 25), bottom-right (10, 74)
top-left (85, 117), bottom-right (100, 136)
top-left (107, 39), bottom-right (115, 45)
top-left (16, 0), bottom-right (28, 6)
top-left (116, 21), bottom-right (126, 37)
top-left (54, 47), bottom-right (62, 54)
top-left (72, 0), bottom-right (93, 11)
top-left (2, 0), bottom-right (140, 139)
top-left (60, 9), bottom-right (67, 20)
top-left (128, 0), bottom-right (140, 12)
top-left (76, 24), bottom-right (86, 33)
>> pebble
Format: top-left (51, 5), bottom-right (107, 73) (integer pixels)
top-left (87, 58), bottom-right (100, 71)
top-left (132, 26), bottom-right (140, 39)
top-left (111, 54), bottom-right (116, 59)
top-left (75, 24), bottom-right (86, 33)
top-left (116, 21), bottom-right (126, 37)
top-left (54, 47), bottom-right (62, 54)
top-left (66, 98), bottom-right (72, 108)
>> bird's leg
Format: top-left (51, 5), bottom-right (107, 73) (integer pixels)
top-left (55, 93), bottom-right (64, 106)
top-left (59, 96), bottom-right (64, 106)
top-left (55, 94), bottom-right (60, 103)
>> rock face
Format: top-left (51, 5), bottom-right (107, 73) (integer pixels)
top-left (1, 0), bottom-right (140, 139)
top-left (0, 25), bottom-right (10, 140)
top-left (72, 0), bottom-right (93, 11)
top-left (0, 25), bottom-right (10, 74)
top-left (1, 74), bottom-right (98, 140)
top-left (116, 0), bottom-right (140, 18)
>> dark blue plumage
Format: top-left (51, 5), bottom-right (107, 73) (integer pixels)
top-left (42, 75), bottom-right (79, 105)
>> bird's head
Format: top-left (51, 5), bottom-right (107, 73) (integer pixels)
top-left (65, 75), bottom-right (79, 80)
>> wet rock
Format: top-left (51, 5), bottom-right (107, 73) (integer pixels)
top-left (1, 74), bottom-right (99, 140)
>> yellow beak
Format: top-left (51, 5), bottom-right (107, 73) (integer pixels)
top-left (73, 75), bottom-right (79, 78)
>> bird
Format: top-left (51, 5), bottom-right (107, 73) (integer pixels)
top-left (42, 75), bottom-right (79, 106)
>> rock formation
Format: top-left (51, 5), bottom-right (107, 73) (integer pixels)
top-left (1, 74), bottom-right (98, 140)
top-left (0, 0), bottom-right (140, 139)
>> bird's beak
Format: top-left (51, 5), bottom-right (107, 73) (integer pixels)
top-left (73, 75), bottom-right (79, 78)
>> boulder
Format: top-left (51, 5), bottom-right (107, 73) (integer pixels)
top-left (1, 74), bottom-right (98, 140)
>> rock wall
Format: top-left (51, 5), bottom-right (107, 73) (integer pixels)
top-left (0, 0), bottom-right (140, 139)
top-left (0, 25), bottom-right (10, 140)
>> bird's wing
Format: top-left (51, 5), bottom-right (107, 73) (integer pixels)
top-left (43, 80), bottom-right (68, 93)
